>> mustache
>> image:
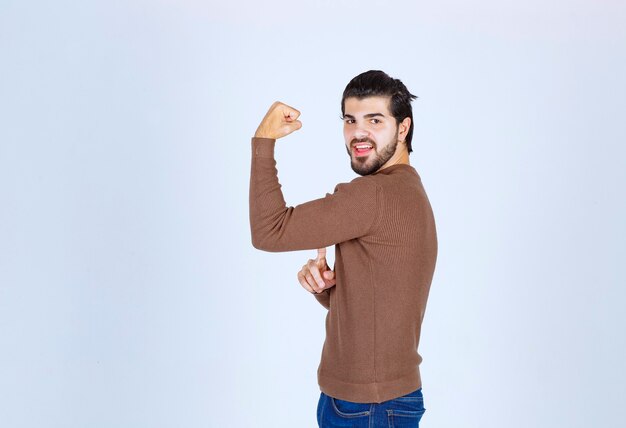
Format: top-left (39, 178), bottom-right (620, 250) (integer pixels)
top-left (350, 137), bottom-right (376, 146)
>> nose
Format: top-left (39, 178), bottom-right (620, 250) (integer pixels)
top-left (354, 128), bottom-right (369, 140)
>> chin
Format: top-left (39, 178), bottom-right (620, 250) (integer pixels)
top-left (350, 162), bottom-right (376, 176)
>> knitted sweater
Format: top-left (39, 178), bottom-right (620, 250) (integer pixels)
top-left (249, 137), bottom-right (438, 403)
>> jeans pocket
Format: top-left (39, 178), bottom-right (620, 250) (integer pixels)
top-left (330, 396), bottom-right (372, 418)
top-left (387, 409), bottom-right (425, 428)
top-left (387, 388), bottom-right (426, 418)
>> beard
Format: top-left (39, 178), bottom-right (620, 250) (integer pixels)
top-left (345, 129), bottom-right (399, 176)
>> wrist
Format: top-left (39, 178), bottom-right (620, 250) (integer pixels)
top-left (251, 137), bottom-right (276, 157)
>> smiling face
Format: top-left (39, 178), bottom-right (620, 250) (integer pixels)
top-left (343, 96), bottom-right (410, 176)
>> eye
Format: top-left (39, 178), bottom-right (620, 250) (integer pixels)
top-left (344, 119), bottom-right (355, 124)
top-left (370, 118), bottom-right (381, 124)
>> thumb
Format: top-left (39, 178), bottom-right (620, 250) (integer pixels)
top-left (323, 270), bottom-right (335, 279)
top-left (281, 120), bottom-right (302, 137)
top-left (287, 120), bottom-right (302, 131)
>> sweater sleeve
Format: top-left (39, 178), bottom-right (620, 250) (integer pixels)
top-left (313, 289), bottom-right (330, 310)
top-left (249, 137), bottom-right (380, 252)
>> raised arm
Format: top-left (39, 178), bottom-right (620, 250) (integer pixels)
top-left (249, 102), bottom-right (380, 252)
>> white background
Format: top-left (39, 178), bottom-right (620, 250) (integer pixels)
top-left (1, 1), bottom-right (625, 427)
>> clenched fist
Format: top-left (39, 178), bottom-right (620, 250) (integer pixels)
top-left (254, 101), bottom-right (302, 139)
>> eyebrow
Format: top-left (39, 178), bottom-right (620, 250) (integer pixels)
top-left (342, 113), bottom-right (387, 119)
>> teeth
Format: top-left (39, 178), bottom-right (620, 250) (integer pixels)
top-left (355, 145), bottom-right (372, 149)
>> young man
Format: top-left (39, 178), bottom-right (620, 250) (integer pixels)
top-left (249, 70), bottom-right (438, 427)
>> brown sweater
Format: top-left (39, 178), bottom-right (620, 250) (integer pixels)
top-left (249, 137), bottom-right (438, 403)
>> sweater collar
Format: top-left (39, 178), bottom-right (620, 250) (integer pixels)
top-left (372, 163), bottom-right (416, 175)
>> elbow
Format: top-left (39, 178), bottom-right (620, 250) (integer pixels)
top-left (250, 223), bottom-right (268, 250)
top-left (250, 221), bottom-right (290, 252)
top-left (251, 235), bottom-right (266, 251)
top-left (251, 232), bottom-right (276, 252)
top-left (250, 232), bottom-right (264, 250)
top-left (251, 232), bottom-right (291, 253)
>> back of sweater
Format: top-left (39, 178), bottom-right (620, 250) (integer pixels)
top-left (250, 137), bottom-right (438, 403)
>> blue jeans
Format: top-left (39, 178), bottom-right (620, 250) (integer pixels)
top-left (317, 387), bottom-right (425, 427)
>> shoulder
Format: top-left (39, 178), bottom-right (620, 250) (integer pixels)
top-left (333, 174), bottom-right (381, 194)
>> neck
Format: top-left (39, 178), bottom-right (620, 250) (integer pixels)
top-left (378, 145), bottom-right (410, 171)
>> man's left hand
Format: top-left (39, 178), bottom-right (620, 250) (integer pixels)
top-left (297, 247), bottom-right (336, 294)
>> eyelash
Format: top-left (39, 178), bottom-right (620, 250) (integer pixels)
top-left (343, 119), bottom-right (381, 124)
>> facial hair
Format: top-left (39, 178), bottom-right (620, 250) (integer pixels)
top-left (346, 128), bottom-right (399, 176)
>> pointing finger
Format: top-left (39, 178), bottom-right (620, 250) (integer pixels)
top-left (316, 247), bottom-right (326, 261)
top-left (316, 248), bottom-right (327, 268)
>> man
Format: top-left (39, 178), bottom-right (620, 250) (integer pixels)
top-left (249, 70), bottom-right (438, 427)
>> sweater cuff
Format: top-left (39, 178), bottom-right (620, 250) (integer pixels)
top-left (251, 137), bottom-right (276, 158)
top-left (314, 289), bottom-right (331, 310)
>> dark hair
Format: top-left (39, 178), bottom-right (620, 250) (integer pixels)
top-left (341, 70), bottom-right (418, 153)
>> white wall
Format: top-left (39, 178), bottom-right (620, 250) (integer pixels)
top-left (1, 1), bottom-right (624, 427)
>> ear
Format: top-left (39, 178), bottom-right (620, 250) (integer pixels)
top-left (398, 117), bottom-right (411, 142)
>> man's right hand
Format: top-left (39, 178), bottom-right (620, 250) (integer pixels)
top-left (254, 101), bottom-right (302, 140)
top-left (297, 247), bottom-right (336, 294)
